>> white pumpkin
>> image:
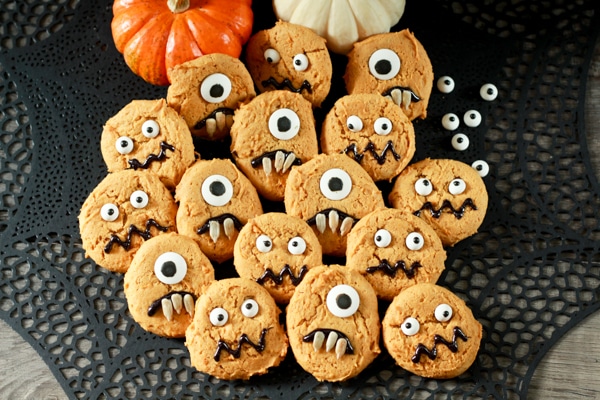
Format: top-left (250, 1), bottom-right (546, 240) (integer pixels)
top-left (272, 0), bottom-right (406, 54)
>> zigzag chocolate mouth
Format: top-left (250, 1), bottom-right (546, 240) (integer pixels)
top-left (128, 141), bottom-right (175, 170)
top-left (147, 291), bottom-right (196, 321)
top-left (344, 140), bottom-right (401, 165)
top-left (303, 328), bottom-right (354, 359)
top-left (366, 259), bottom-right (422, 279)
top-left (413, 199), bottom-right (477, 220)
top-left (382, 86), bottom-right (421, 109)
top-left (104, 219), bottom-right (169, 253)
top-left (306, 208), bottom-right (359, 236)
top-left (262, 77), bottom-right (313, 94)
top-left (251, 149), bottom-right (302, 175)
top-left (197, 213), bottom-right (243, 243)
top-left (412, 326), bottom-right (468, 363)
top-left (193, 107), bottom-right (234, 131)
top-left (257, 265), bottom-right (308, 286)
top-left (214, 328), bottom-right (270, 361)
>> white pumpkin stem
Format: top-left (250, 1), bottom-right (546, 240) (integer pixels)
top-left (168, 0), bottom-right (190, 13)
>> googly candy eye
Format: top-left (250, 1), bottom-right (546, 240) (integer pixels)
top-left (264, 48), bottom-right (281, 64)
top-left (480, 83), bottom-right (498, 101)
top-left (154, 251), bottom-right (187, 285)
top-left (401, 317), bottom-right (420, 336)
top-left (268, 108), bottom-right (300, 140)
top-left (415, 178), bottom-right (433, 196)
top-left (374, 117), bottom-right (393, 136)
top-left (451, 133), bottom-right (469, 151)
top-left (256, 234), bottom-right (273, 253)
top-left (201, 175), bottom-right (234, 206)
top-left (115, 136), bottom-right (134, 155)
top-left (463, 110), bottom-right (482, 128)
top-left (346, 115), bottom-right (363, 132)
top-left (368, 48), bottom-right (401, 80)
top-left (374, 229), bottom-right (392, 248)
top-left (200, 73), bottom-right (232, 103)
top-left (241, 299), bottom-right (259, 318)
top-left (437, 75), bottom-right (455, 93)
top-left (141, 119), bottom-right (160, 138)
top-left (319, 168), bottom-right (352, 201)
top-left (405, 232), bottom-right (424, 251)
top-left (326, 284), bottom-right (360, 318)
top-left (472, 160), bottom-right (490, 177)
top-left (293, 53), bottom-right (309, 71)
top-left (288, 236), bottom-right (306, 255)
top-left (442, 113), bottom-right (459, 131)
top-left (100, 203), bottom-right (119, 222)
top-left (449, 178), bottom-right (466, 195)
top-left (209, 307), bottom-right (229, 326)
top-left (434, 303), bottom-right (453, 322)
top-left (130, 190), bottom-right (149, 209)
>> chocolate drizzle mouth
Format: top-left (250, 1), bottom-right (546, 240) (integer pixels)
top-left (128, 141), bottom-right (175, 170)
top-left (382, 86), bottom-right (421, 102)
top-left (104, 219), bottom-right (169, 253)
top-left (214, 328), bottom-right (270, 361)
top-left (366, 259), bottom-right (422, 278)
top-left (193, 107), bottom-right (234, 130)
top-left (197, 214), bottom-right (243, 235)
top-left (303, 328), bottom-right (354, 358)
top-left (411, 327), bottom-right (468, 363)
top-left (344, 140), bottom-right (401, 165)
top-left (251, 150), bottom-right (302, 168)
top-left (257, 265), bottom-right (308, 286)
top-left (414, 199), bottom-right (477, 219)
top-left (147, 291), bottom-right (195, 316)
top-left (306, 208), bottom-right (359, 236)
top-left (261, 77), bottom-right (313, 94)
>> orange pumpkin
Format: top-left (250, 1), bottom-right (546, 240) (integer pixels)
top-left (111, 0), bottom-right (253, 86)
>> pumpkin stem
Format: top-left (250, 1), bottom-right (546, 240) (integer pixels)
top-left (167, 0), bottom-right (190, 13)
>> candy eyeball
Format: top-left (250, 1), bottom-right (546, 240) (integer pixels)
top-left (256, 234), bottom-right (273, 253)
top-left (405, 232), bottom-right (424, 251)
top-left (434, 303), bottom-right (453, 322)
top-left (374, 229), bottom-right (392, 248)
top-left (374, 117), bottom-right (393, 136)
top-left (437, 76), bottom-right (455, 93)
top-left (463, 110), bottom-right (482, 128)
top-left (100, 203), bottom-right (119, 222)
top-left (293, 53), bottom-right (309, 71)
top-left (326, 284), bottom-right (360, 318)
top-left (448, 178), bottom-right (466, 195)
top-left (442, 113), bottom-right (459, 131)
top-left (452, 133), bottom-right (470, 151)
top-left (201, 175), bottom-right (234, 207)
top-left (268, 108), bottom-right (300, 140)
top-left (480, 83), bottom-right (498, 101)
top-left (472, 160), bottom-right (490, 177)
top-left (141, 119), bottom-right (160, 138)
top-left (287, 236), bottom-right (307, 255)
top-left (130, 190), bottom-right (149, 209)
top-left (200, 73), bottom-right (232, 103)
top-left (401, 317), bottom-right (420, 336)
top-left (209, 307), bottom-right (229, 326)
top-left (319, 168), bottom-right (352, 201)
top-left (115, 136), bottom-right (134, 155)
top-left (264, 48), bottom-right (281, 64)
top-left (346, 115), bottom-right (363, 132)
top-left (241, 299), bottom-right (259, 318)
top-left (415, 178), bottom-right (433, 196)
top-left (368, 48), bottom-right (401, 80)
top-left (154, 251), bottom-right (188, 285)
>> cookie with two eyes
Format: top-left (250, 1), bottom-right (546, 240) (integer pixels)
top-left (175, 158), bottom-right (263, 263)
top-left (344, 29), bottom-right (433, 121)
top-left (321, 94), bottom-right (416, 182)
top-left (167, 53), bottom-right (256, 140)
top-left (233, 212), bottom-right (322, 304)
top-left (185, 278), bottom-right (288, 380)
top-left (346, 208), bottom-right (446, 301)
top-left (388, 158), bottom-right (488, 247)
top-left (78, 169), bottom-right (177, 273)
top-left (286, 265), bottom-right (380, 382)
top-left (124, 233), bottom-right (214, 338)
top-left (230, 90), bottom-right (319, 201)
top-left (382, 283), bottom-right (482, 379)
top-left (100, 98), bottom-right (195, 190)
top-left (245, 21), bottom-right (332, 107)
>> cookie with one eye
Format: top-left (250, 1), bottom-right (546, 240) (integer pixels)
top-left (124, 233), bottom-right (214, 338)
top-left (167, 53), bottom-right (256, 140)
top-left (175, 158), bottom-right (263, 263)
top-left (388, 158), bottom-right (488, 246)
top-left (286, 265), bottom-right (380, 382)
top-left (230, 91), bottom-right (318, 201)
top-left (79, 170), bottom-right (177, 273)
top-left (284, 153), bottom-right (385, 256)
top-left (382, 283), bottom-right (482, 379)
top-left (321, 94), bottom-right (416, 182)
top-left (344, 29), bottom-right (434, 121)
top-left (245, 21), bottom-right (332, 107)
top-left (234, 212), bottom-right (322, 303)
top-left (346, 208), bottom-right (446, 301)
top-left (185, 278), bottom-right (288, 380)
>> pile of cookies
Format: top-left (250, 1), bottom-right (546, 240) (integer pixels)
top-left (79, 21), bottom-right (488, 382)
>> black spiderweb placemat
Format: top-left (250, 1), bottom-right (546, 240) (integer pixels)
top-left (1, 0), bottom-right (600, 399)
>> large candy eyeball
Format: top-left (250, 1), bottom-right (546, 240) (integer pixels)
top-left (141, 120), bottom-right (160, 138)
top-left (368, 48), bottom-right (401, 80)
top-left (209, 307), bottom-right (229, 326)
top-left (463, 110), bottom-right (482, 128)
top-left (100, 203), bottom-right (119, 222)
top-left (415, 178), bottom-right (433, 196)
top-left (241, 299), bottom-right (259, 318)
top-left (200, 73), bottom-right (232, 103)
top-left (449, 178), bottom-right (466, 195)
top-left (288, 236), bottom-right (306, 255)
top-left (154, 251), bottom-right (187, 285)
top-left (264, 48), bottom-right (281, 64)
top-left (434, 303), bottom-right (453, 322)
top-left (442, 113), bottom-right (460, 131)
top-left (437, 76), bottom-right (455, 93)
top-left (374, 117), bottom-right (393, 136)
top-left (256, 234), bottom-right (273, 253)
top-left (401, 317), bottom-right (420, 336)
top-left (346, 115), bottom-right (363, 132)
top-left (405, 232), bottom-right (424, 251)
top-left (480, 83), bottom-right (498, 101)
top-left (115, 136), bottom-right (134, 155)
top-left (374, 229), bottom-right (392, 248)
top-left (268, 108), bottom-right (300, 140)
top-left (130, 190), bottom-right (149, 209)
top-left (319, 168), bottom-right (352, 201)
top-left (293, 53), bottom-right (309, 71)
top-left (472, 160), bottom-right (490, 177)
top-left (326, 284), bottom-right (360, 318)
top-left (201, 175), bottom-right (234, 207)
top-left (451, 133), bottom-right (470, 151)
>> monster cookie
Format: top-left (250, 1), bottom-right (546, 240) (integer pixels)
top-left (124, 233), bottom-right (214, 338)
top-left (245, 21), bottom-right (332, 107)
top-left (79, 170), bottom-right (177, 273)
top-left (382, 283), bottom-right (482, 379)
top-left (344, 29), bottom-right (434, 121)
top-left (175, 158), bottom-right (263, 263)
top-left (321, 94), bottom-right (416, 182)
top-left (185, 278), bottom-right (288, 380)
top-left (230, 90), bottom-right (319, 201)
top-left (284, 153), bottom-right (384, 256)
top-left (167, 53), bottom-right (256, 140)
top-left (388, 158), bottom-right (488, 247)
top-left (100, 99), bottom-right (195, 189)
top-left (346, 208), bottom-right (446, 301)
top-left (286, 265), bottom-right (380, 381)
top-left (233, 212), bottom-right (322, 303)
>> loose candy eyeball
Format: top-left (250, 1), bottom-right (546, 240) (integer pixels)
top-left (451, 133), bottom-right (469, 151)
top-left (442, 113), bottom-right (459, 131)
top-left (480, 83), bottom-right (498, 101)
top-left (437, 76), bottom-right (455, 93)
top-left (463, 110), bottom-right (482, 128)
top-left (472, 160), bottom-right (490, 177)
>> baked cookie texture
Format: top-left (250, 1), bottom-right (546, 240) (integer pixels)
top-left (321, 93), bottom-right (416, 182)
top-left (175, 158), bottom-right (263, 263)
top-left (79, 169), bottom-right (177, 274)
top-left (346, 208), bottom-right (446, 301)
top-left (100, 98), bottom-right (195, 190)
top-left (166, 53), bottom-right (256, 140)
top-left (344, 29), bottom-right (434, 121)
top-left (124, 233), bottom-right (215, 338)
top-left (382, 283), bottom-right (482, 379)
top-left (388, 158), bottom-right (488, 247)
top-left (286, 265), bottom-right (380, 382)
top-left (245, 21), bottom-right (332, 107)
top-left (233, 212), bottom-right (322, 303)
top-left (284, 153), bottom-right (384, 256)
top-left (185, 278), bottom-right (288, 380)
top-left (230, 90), bottom-right (318, 201)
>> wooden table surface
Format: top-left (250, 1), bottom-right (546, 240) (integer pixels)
top-left (1, 37), bottom-right (599, 400)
